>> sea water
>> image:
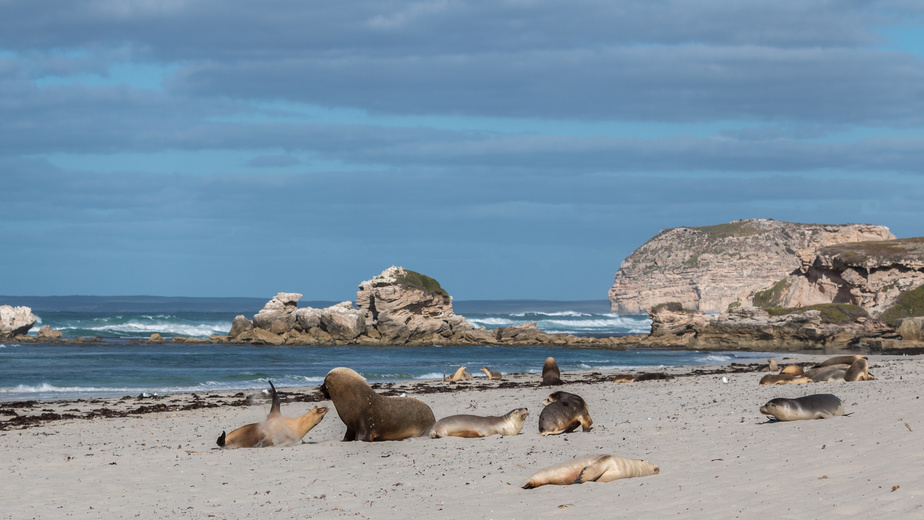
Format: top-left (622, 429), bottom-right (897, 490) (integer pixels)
top-left (0, 298), bottom-right (770, 401)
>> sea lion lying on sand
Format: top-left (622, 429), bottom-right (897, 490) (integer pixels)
top-left (760, 394), bottom-right (845, 421)
top-left (522, 454), bottom-right (659, 489)
top-left (813, 355), bottom-right (866, 368)
top-left (541, 357), bottom-right (563, 386)
top-left (539, 391), bottom-right (592, 435)
top-left (321, 367), bottom-right (435, 441)
top-left (217, 381), bottom-right (328, 449)
top-left (429, 408), bottom-right (529, 438)
top-left (759, 374), bottom-right (812, 385)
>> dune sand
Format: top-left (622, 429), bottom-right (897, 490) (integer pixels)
top-left (2, 354), bottom-right (923, 518)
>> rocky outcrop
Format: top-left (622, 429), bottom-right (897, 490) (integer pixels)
top-left (609, 219), bottom-right (894, 314)
top-left (35, 325), bottom-right (63, 340)
top-left (225, 266), bottom-right (624, 347)
top-left (0, 305), bottom-right (36, 338)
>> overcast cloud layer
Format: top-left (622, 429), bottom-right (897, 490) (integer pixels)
top-left (2, 0), bottom-right (923, 301)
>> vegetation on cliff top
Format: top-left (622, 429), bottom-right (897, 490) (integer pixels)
top-left (765, 303), bottom-right (869, 325)
top-left (693, 220), bottom-right (765, 239)
top-left (818, 237), bottom-right (924, 265)
top-left (879, 284), bottom-right (924, 327)
top-left (752, 279), bottom-right (791, 308)
top-left (394, 269), bottom-right (449, 297)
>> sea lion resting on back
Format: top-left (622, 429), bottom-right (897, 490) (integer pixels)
top-left (539, 391), bottom-right (592, 435)
top-left (428, 408), bottom-right (529, 438)
top-left (541, 357), bottom-right (563, 386)
top-left (522, 454), bottom-right (659, 489)
top-left (216, 381), bottom-right (328, 449)
top-left (759, 394), bottom-right (845, 421)
top-left (321, 367), bottom-right (435, 441)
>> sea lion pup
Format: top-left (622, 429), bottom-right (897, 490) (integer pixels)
top-left (539, 391), bottom-right (592, 435)
top-left (428, 408), bottom-right (529, 438)
top-left (541, 356), bottom-right (563, 385)
top-left (216, 381), bottom-right (328, 449)
top-left (844, 357), bottom-right (871, 381)
top-left (814, 355), bottom-right (866, 368)
top-left (759, 373), bottom-right (812, 385)
top-left (632, 372), bottom-right (675, 382)
top-left (759, 394), bottom-right (845, 421)
top-left (321, 367), bottom-right (435, 441)
top-left (779, 364), bottom-right (804, 376)
top-left (522, 454), bottom-right (659, 489)
top-left (480, 367), bottom-right (503, 380)
top-left (444, 366), bottom-right (473, 382)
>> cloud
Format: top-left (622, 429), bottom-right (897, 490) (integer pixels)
top-left (244, 154), bottom-right (301, 168)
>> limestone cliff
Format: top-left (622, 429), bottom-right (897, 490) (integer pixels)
top-left (609, 219), bottom-right (894, 314)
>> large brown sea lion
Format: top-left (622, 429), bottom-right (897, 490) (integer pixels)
top-left (428, 408), bottom-right (529, 438)
top-left (320, 367), bottom-right (435, 441)
top-left (759, 394), bottom-right (845, 421)
top-left (480, 367), bottom-right (503, 380)
top-left (522, 454), bottom-right (659, 489)
top-left (814, 355), bottom-right (866, 368)
top-left (541, 357), bottom-right (563, 386)
top-left (779, 364), bottom-right (804, 376)
top-left (444, 366), bottom-right (473, 381)
top-left (539, 391), bottom-right (592, 435)
top-left (216, 381), bottom-right (328, 449)
top-left (806, 365), bottom-right (848, 382)
top-left (845, 358), bottom-right (872, 381)
top-left (759, 373), bottom-right (811, 385)
top-left (632, 372), bottom-right (675, 382)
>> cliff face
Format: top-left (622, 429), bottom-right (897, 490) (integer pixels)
top-left (608, 219), bottom-right (894, 314)
top-left (775, 237), bottom-right (924, 316)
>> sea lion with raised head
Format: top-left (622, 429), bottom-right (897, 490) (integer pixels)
top-left (444, 366), bottom-right (473, 381)
top-left (428, 408), bottom-right (529, 438)
top-left (759, 394), bottom-right (845, 421)
top-left (539, 391), bottom-right (592, 435)
top-left (522, 454), bottom-right (659, 489)
top-left (541, 357), bottom-right (563, 386)
top-left (216, 381), bottom-right (328, 449)
top-left (767, 358), bottom-right (779, 372)
top-left (480, 367), bottom-right (503, 380)
top-left (845, 357), bottom-right (871, 381)
top-left (321, 367), bottom-right (435, 441)
top-left (759, 373), bottom-right (812, 385)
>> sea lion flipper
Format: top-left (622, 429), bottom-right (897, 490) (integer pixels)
top-left (216, 431), bottom-right (226, 447)
top-left (576, 463), bottom-right (606, 484)
top-left (268, 381), bottom-right (281, 418)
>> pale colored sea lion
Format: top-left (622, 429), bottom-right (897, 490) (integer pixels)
top-left (541, 357), bottom-right (563, 386)
top-left (522, 454), bottom-right (659, 489)
top-left (444, 366), bottom-right (473, 381)
top-left (320, 367), bottom-right (435, 441)
top-left (767, 358), bottom-right (779, 372)
top-left (480, 367), bottom-right (503, 380)
top-left (539, 391), bottom-right (592, 435)
top-left (814, 355), bottom-right (865, 368)
top-left (807, 365), bottom-right (847, 383)
top-left (845, 358), bottom-right (871, 381)
top-left (217, 381), bottom-right (328, 449)
top-left (612, 374), bottom-right (635, 383)
top-left (759, 373), bottom-right (812, 385)
top-left (428, 408), bottom-right (529, 438)
top-left (779, 364), bottom-right (804, 376)
top-left (759, 394), bottom-right (845, 421)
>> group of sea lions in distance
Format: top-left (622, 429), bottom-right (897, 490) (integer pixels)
top-left (216, 353), bottom-right (870, 488)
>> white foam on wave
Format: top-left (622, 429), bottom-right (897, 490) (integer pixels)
top-left (511, 311), bottom-right (591, 318)
top-left (60, 319), bottom-right (232, 338)
top-left (466, 317), bottom-right (515, 327)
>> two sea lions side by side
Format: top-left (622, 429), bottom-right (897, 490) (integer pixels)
top-left (444, 366), bottom-right (473, 382)
top-left (760, 394), bottom-right (845, 421)
top-left (522, 454), bottom-right (659, 489)
top-left (541, 357), bottom-right (563, 386)
top-left (428, 408), bottom-right (529, 438)
top-left (217, 381), bottom-right (328, 449)
top-left (321, 367), bottom-right (435, 441)
top-left (539, 391), bottom-right (592, 435)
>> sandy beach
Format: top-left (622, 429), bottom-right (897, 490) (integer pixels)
top-left (2, 354), bottom-right (923, 519)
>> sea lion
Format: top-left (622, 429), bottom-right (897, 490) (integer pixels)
top-left (759, 394), bottom-right (845, 421)
top-left (522, 454), bottom-right (659, 489)
top-left (444, 366), bottom-right (473, 381)
top-left (844, 358), bottom-right (871, 381)
top-left (320, 367), bottom-right (435, 441)
top-left (814, 355), bottom-right (865, 368)
top-left (807, 365), bottom-right (848, 383)
top-left (633, 372), bottom-right (674, 382)
top-left (767, 358), bottom-right (779, 372)
top-left (779, 364), bottom-right (805, 376)
top-left (480, 367), bottom-right (503, 380)
top-left (539, 391), bottom-right (592, 435)
top-left (612, 374), bottom-right (635, 383)
top-left (428, 408), bottom-right (529, 438)
top-left (216, 381), bottom-right (328, 449)
top-left (759, 373), bottom-right (812, 385)
top-left (541, 357), bottom-right (563, 386)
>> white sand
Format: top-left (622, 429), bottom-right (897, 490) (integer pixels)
top-left (2, 355), bottom-right (923, 519)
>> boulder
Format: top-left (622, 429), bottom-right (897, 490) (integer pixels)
top-left (897, 317), bottom-right (924, 343)
top-left (228, 315), bottom-right (254, 339)
top-left (252, 292), bottom-right (301, 334)
top-left (0, 305), bottom-right (37, 337)
top-left (35, 325), bottom-right (63, 340)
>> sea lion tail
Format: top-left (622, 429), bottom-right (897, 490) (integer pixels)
top-left (217, 431), bottom-right (227, 447)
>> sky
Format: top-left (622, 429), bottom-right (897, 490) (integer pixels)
top-left (2, 0), bottom-right (924, 302)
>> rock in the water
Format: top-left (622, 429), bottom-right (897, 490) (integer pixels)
top-left (0, 305), bottom-right (37, 337)
top-left (35, 325), bottom-right (63, 340)
top-left (252, 292), bottom-right (301, 334)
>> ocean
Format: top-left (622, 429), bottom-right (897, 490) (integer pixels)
top-left (0, 297), bottom-right (771, 401)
